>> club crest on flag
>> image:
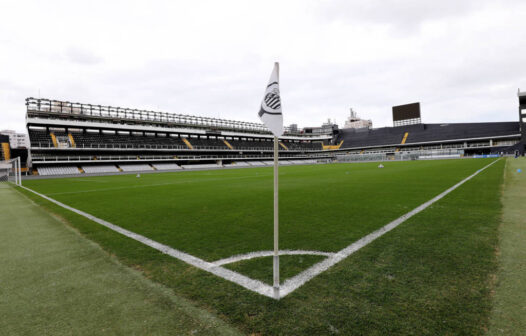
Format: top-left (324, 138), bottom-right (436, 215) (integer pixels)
top-left (260, 86), bottom-right (281, 116)
top-left (258, 63), bottom-right (283, 137)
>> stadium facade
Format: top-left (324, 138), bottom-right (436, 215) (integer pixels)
top-left (16, 94), bottom-right (525, 176)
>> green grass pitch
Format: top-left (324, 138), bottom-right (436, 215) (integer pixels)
top-left (20, 158), bottom-right (505, 334)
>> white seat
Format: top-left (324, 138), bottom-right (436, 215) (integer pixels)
top-left (181, 163), bottom-right (221, 169)
top-left (119, 164), bottom-right (154, 172)
top-left (82, 165), bottom-right (120, 173)
top-left (152, 163), bottom-right (182, 170)
top-left (38, 166), bottom-right (80, 176)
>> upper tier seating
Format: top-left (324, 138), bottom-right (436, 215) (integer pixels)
top-left (29, 130), bottom-right (324, 152)
top-left (228, 139), bottom-right (274, 150)
top-left (29, 130), bottom-right (52, 147)
top-left (75, 133), bottom-right (187, 148)
top-left (187, 138), bottom-right (228, 149)
top-left (282, 141), bottom-right (323, 151)
top-left (82, 165), bottom-right (120, 174)
top-left (38, 166), bottom-right (80, 176)
top-left (227, 139), bottom-right (322, 151)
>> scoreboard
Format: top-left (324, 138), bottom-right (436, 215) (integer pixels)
top-left (392, 102), bottom-right (421, 126)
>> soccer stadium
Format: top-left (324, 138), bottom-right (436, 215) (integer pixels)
top-left (10, 94), bottom-right (526, 176)
top-left (2, 1), bottom-right (526, 334)
top-left (1, 89), bottom-right (525, 335)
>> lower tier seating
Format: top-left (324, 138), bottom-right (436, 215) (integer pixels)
top-left (248, 161), bottom-right (267, 166)
top-left (118, 164), bottom-right (154, 172)
top-left (231, 161), bottom-right (250, 166)
top-left (181, 163), bottom-right (222, 169)
top-left (38, 166), bottom-right (80, 176)
top-left (152, 163), bottom-right (182, 170)
top-left (82, 165), bottom-right (120, 174)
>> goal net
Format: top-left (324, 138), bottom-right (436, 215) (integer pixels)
top-left (0, 157), bottom-right (22, 187)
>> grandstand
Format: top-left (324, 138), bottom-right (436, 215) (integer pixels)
top-left (26, 98), bottom-right (331, 176)
top-left (1, 134), bottom-right (9, 161)
top-left (333, 121), bottom-right (521, 158)
top-left (24, 93), bottom-right (525, 176)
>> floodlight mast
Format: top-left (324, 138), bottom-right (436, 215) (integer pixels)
top-left (273, 135), bottom-right (280, 299)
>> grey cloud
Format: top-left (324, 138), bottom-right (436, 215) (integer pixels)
top-left (64, 47), bottom-right (103, 65)
top-left (1, 0), bottom-right (525, 132)
top-left (315, 0), bottom-right (519, 32)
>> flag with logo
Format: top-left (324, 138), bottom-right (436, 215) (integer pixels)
top-left (258, 62), bottom-right (283, 137)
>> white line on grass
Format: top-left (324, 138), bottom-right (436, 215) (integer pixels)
top-left (213, 250), bottom-right (335, 266)
top-left (19, 159), bottom-right (500, 299)
top-left (278, 158), bottom-right (501, 297)
top-left (19, 185), bottom-right (276, 299)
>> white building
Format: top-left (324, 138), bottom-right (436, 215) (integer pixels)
top-left (343, 109), bottom-right (372, 129)
top-left (0, 130), bottom-right (29, 148)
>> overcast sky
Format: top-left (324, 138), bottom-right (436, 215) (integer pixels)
top-left (1, 0), bottom-right (525, 133)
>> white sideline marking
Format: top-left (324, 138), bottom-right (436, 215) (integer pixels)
top-left (20, 185), bottom-right (276, 299)
top-left (20, 158), bottom-right (500, 299)
top-left (278, 158), bottom-right (501, 297)
top-left (213, 250), bottom-right (334, 266)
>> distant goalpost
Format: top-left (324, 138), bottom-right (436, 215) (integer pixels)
top-left (0, 157), bottom-right (22, 187)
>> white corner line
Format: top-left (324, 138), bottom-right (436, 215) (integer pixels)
top-left (278, 158), bottom-right (501, 298)
top-left (213, 250), bottom-right (335, 266)
top-left (18, 185), bottom-right (276, 299)
top-left (18, 158), bottom-right (500, 300)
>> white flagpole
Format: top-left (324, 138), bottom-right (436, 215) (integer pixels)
top-left (258, 62), bottom-right (283, 300)
top-left (273, 135), bottom-right (280, 299)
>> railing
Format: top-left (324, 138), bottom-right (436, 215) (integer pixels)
top-left (466, 142), bottom-right (491, 148)
top-left (336, 148), bottom-right (465, 162)
top-left (29, 141), bottom-right (320, 152)
top-left (26, 97), bottom-right (325, 136)
top-left (32, 152), bottom-right (331, 163)
top-left (493, 140), bottom-right (519, 146)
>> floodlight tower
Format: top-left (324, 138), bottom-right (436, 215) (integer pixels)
top-left (518, 89), bottom-right (526, 155)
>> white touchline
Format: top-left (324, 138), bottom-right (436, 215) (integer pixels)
top-left (19, 158), bottom-right (500, 300)
top-left (19, 185), bottom-right (276, 299)
top-left (278, 158), bottom-right (501, 297)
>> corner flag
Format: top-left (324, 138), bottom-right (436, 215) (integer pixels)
top-left (259, 62), bottom-right (283, 299)
top-left (259, 62), bottom-right (283, 137)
